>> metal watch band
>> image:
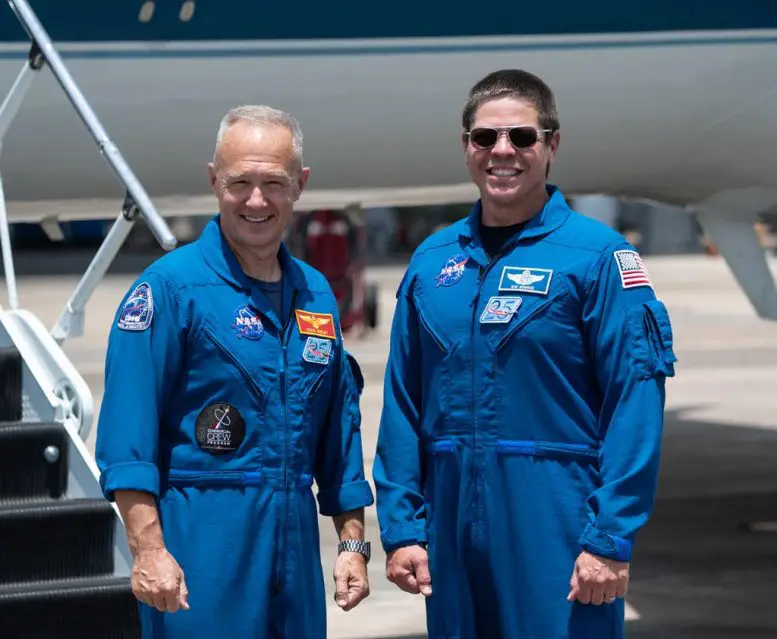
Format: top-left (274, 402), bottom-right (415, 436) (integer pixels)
top-left (338, 539), bottom-right (371, 562)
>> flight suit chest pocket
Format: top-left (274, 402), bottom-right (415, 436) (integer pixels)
top-left (297, 337), bottom-right (336, 402)
top-left (413, 291), bottom-right (457, 358)
top-left (628, 299), bottom-right (677, 379)
top-left (490, 290), bottom-right (569, 353)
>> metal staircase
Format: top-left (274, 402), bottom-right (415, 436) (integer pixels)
top-left (0, 1), bottom-right (178, 636)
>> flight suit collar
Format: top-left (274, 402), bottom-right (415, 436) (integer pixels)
top-left (198, 215), bottom-right (307, 332)
top-left (459, 184), bottom-right (571, 265)
top-left (199, 215), bottom-right (306, 293)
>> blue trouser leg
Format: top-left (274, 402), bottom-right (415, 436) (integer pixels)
top-left (139, 484), bottom-right (326, 638)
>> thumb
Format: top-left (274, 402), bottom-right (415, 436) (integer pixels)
top-left (414, 557), bottom-right (433, 597)
top-left (179, 573), bottom-right (190, 610)
top-left (567, 567), bottom-right (579, 602)
top-left (335, 573), bottom-right (350, 607)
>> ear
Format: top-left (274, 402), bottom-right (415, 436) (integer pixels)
top-left (461, 132), bottom-right (470, 152)
top-left (549, 130), bottom-right (561, 157)
top-left (294, 166), bottom-right (311, 201)
top-left (207, 162), bottom-right (218, 192)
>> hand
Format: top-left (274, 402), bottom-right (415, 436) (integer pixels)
top-left (333, 551), bottom-right (370, 611)
top-left (386, 544), bottom-right (432, 597)
top-left (567, 551), bottom-right (629, 605)
top-left (131, 547), bottom-right (189, 612)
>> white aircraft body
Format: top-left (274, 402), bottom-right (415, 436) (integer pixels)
top-left (1, 1), bottom-right (777, 318)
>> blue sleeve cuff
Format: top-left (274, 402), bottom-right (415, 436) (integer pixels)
top-left (99, 461), bottom-right (160, 502)
top-left (381, 524), bottom-right (428, 553)
top-left (317, 479), bottom-right (375, 516)
top-left (578, 523), bottom-right (633, 562)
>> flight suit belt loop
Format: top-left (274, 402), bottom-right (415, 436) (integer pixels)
top-left (165, 468), bottom-right (314, 489)
top-left (427, 438), bottom-right (599, 463)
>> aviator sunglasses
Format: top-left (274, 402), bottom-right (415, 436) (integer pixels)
top-left (465, 125), bottom-right (553, 151)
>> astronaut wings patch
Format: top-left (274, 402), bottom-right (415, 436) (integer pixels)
top-left (117, 282), bottom-right (154, 331)
top-left (613, 250), bottom-right (653, 290)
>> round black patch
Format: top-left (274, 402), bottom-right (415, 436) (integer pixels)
top-left (195, 403), bottom-right (245, 455)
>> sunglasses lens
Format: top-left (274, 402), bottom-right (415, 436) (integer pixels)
top-left (469, 128), bottom-right (498, 149)
top-left (509, 127), bottom-right (539, 148)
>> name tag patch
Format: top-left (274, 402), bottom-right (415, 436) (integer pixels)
top-left (303, 336), bottom-right (332, 365)
top-left (480, 296), bottom-right (522, 324)
top-left (498, 266), bottom-right (553, 295)
top-left (117, 282), bottom-right (154, 331)
top-left (296, 310), bottom-right (336, 339)
top-left (195, 402), bottom-right (245, 455)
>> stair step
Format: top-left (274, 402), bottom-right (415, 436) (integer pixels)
top-left (0, 499), bottom-right (116, 583)
top-left (0, 422), bottom-right (68, 501)
top-left (0, 575), bottom-right (141, 638)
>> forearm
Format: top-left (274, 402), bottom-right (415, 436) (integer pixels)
top-left (114, 490), bottom-right (165, 556)
top-left (333, 508), bottom-right (365, 541)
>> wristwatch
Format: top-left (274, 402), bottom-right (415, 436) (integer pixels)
top-left (338, 539), bottom-right (371, 563)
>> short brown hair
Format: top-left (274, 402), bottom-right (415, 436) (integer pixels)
top-left (462, 69), bottom-right (559, 137)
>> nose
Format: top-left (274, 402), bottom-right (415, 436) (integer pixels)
top-left (246, 186), bottom-right (266, 207)
top-left (492, 131), bottom-right (516, 157)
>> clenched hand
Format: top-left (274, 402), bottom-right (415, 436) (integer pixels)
top-left (568, 551), bottom-right (629, 605)
top-left (333, 552), bottom-right (370, 611)
top-left (131, 547), bottom-right (189, 613)
top-left (386, 544), bottom-right (432, 597)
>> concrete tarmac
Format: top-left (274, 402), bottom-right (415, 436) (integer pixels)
top-left (2, 251), bottom-right (777, 637)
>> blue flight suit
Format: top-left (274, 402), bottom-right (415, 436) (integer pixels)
top-left (373, 186), bottom-right (676, 639)
top-left (96, 216), bottom-right (374, 639)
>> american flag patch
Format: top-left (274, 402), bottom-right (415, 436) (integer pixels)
top-left (613, 250), bottom-right (653, 289)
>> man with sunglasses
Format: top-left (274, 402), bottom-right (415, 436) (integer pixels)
top-left (373, 69), bottom-right (676, 638)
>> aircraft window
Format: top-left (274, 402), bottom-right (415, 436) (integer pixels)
top-left (179, 1), bottom-right (196, 22)
top-left (138, 1), bottom-right (155, 22)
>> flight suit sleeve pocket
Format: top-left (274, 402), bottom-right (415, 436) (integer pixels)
top-left (344, 350), bottom-right (364, 431)
top-left (628, 300), bottom-right (677, 379)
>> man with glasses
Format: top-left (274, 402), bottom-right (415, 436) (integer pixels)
top-left (373, 69), bottom-right (676, 638)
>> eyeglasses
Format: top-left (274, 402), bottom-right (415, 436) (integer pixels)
top-left (465, 126), bottom-right (553, 151)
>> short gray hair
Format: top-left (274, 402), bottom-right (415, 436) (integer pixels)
top-left (214, 105), bottom-right (304, 167)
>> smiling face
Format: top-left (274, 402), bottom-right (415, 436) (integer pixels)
top-left (464, 97), bottom-right (559, 223)
top-left (208, 120), bottom-right (309, 257)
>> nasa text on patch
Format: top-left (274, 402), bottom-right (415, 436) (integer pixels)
top-left (117, 282), bottom-right (154, 331)
top-left (232, 305), bottom-right (265, 340)
top-left (303, 336), bottom-right (333, 365)
top-left (435, 253), bottom-right (469, 287)
top-left (296, 310), bottom-right (336, 339)
top-left (195, 402), bottom-right (245, 455)
top-left (614, 250), bottom-right (653, 290)
top-left (498, 267), bottom-right (553, 295)
top-left (480, 296), bottom-right (522, 324)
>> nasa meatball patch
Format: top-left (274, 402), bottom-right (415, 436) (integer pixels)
top-left (195, 402), bottom-right (245, 455)
top-left (117, 282), bottom-right (154, 331)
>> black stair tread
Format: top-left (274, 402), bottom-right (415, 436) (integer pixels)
top-left (0, 575), bottom-right (131, 600)
top-left (0, 421), bottom-right (63, 429)
top-left (0, 498), bottom-right (113, 516)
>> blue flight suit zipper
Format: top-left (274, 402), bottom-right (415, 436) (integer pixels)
top-left (274, 289), bottom-right (297, 595)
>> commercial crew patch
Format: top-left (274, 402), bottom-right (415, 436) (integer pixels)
top-left (195, 403), bottom-right (245, 455)
top-left (117, 282), bottom-right (154, 331)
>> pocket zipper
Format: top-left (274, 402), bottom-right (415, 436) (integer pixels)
top-left (495, 291), bottom-right (567, 352)
top-left (202, 327), bottom-right (266, 401)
